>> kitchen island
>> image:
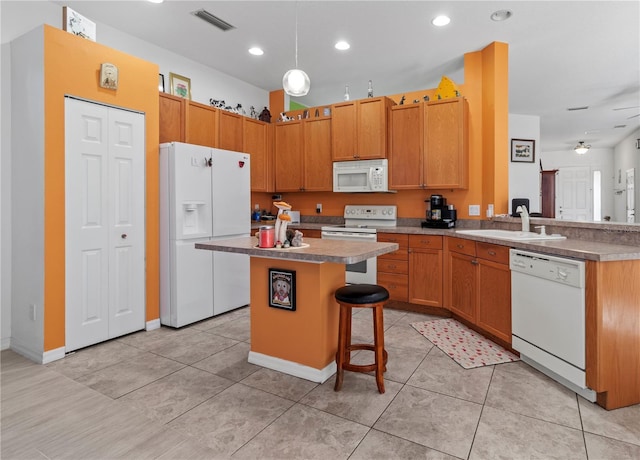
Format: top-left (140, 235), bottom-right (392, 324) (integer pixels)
top-left (196, 237), bottom-right (399, 382)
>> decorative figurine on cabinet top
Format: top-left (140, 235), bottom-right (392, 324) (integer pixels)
top-left (435, 76), bottom-right (461, 100)
top-left (259, 107), bottom-right (272, 123)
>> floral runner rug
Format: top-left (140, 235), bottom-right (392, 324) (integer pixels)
top-left (411, 318), bottom-right (520, 369)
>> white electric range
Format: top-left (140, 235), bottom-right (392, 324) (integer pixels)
top-left (321, 205), bottom-right (397, 284)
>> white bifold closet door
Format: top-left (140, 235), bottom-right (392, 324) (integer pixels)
top-left (65, 97), bottom-right (145, 352)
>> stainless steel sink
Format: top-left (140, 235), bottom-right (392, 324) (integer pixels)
top-left (455, 229), bottom-right (566, 241)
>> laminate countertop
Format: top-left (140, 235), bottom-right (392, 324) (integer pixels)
top-left (263, 223), bottom-right (640, 262)
top-left (195, 237), bottom-right (398, 264)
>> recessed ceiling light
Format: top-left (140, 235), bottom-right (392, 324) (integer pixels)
top-left (335, 41), bottom-right (350, 51)
top-left (148, 0), bottom-right (163, 3)
top-left (490, 10), bottom-right (512, 21)
top-left (248, 47), bottom-right (264, 56)
top-left (432, 15), bottom-right (451, 27)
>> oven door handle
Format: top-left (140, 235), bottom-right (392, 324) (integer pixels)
top-left (321, 231), bottom-right (376, 240)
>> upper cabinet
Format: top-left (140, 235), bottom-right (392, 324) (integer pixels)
top-left (159, 93), bottom-right (185, 144)
top-left (218, 110), bottom-right (243, 152)
top-left (331, 97), bottom-right (394, 161)
top-left (424, 97), bottom-right (469, 189)
top-left (388, 97), bottom-right (469, 190)
top-left (389, 103), bottom-right (423, 189)
top-left (186, 100), bottom-right (218, 148)
top-left (274, 118), bottom-right (333, 192)
top-left (243, 118), bottom-right (274, 193)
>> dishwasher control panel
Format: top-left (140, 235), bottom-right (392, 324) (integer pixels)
top-left (510, 250), bottom-right (584, 288)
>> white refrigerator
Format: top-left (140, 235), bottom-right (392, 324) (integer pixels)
top-left (160, 142), bottom-right (251, 327)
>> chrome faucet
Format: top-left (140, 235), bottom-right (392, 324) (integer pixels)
top-left (516, 205), bottom-right (530, 232)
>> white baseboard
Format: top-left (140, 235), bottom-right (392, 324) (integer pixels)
top-left (1, 337), bottom-right (10, 350)
top-left (248, 351), bottom-right (336, 383)
top-left (42, 346), bottom-right (66, 364)
top-left (9, 339), bottom-right (48, 364)
top-left (146, 318), bottom-right (161, 331)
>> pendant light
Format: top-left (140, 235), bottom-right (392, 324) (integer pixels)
top-left (574, 141), bottom-right (591, 154)
top-left (282, 2), bottom-right (310, 97)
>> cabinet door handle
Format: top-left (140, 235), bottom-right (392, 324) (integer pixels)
top-left (421, 240), bottom-right (430, 245)
top-left (121, 234), bottom-right (127, 239)
top-left (388, 264), bottom-right (396, 269)
top-left (471, 259), bottom-right (479, 265)
top-left (457, 244), bottom-right (465, 249)
top-left (488, 250), bottom-right (497, 256)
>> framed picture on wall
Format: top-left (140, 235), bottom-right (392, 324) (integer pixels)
top-left (269, 269), bottom-right (296, 311)
top-left (511, 138), bottom-right (535, 163)
top-left (169, 72), bottom-right (191, 99)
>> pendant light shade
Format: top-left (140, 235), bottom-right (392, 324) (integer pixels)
top-left (283, 69), bottom-right (310, 96)
top-left (283, 3), bottom-right (310, 96)
top-left (574, 141), bottom-right (591, 154)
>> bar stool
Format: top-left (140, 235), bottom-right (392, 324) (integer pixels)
top-left (334, 284), bottom-right (389, 394)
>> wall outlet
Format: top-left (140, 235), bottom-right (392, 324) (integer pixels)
top-left (316, 203), bottom-right (322, 214)
top-left (469, 204), bottom-right (481, 216)
top-left (272, 194), bottom-right (282, 200)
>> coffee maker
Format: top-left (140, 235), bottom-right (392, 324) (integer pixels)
top-left (421, 194), bottom-right (457, 228)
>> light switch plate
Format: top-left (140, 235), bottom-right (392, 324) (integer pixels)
top-left (469, 204), bottom-right (480, 216)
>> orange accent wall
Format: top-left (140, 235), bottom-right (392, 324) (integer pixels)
top-left (43, 26), bottom-right (159, 351)
top-left (261, 42), bottom-right (509, 219)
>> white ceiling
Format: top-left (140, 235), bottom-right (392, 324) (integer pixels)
top-left (8, 1), bottom-right (640, 152)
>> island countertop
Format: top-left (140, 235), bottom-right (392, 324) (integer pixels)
top-left (195, 237), bottom-right (399, 264)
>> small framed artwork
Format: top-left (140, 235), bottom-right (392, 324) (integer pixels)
top-left (99, 63), bottom-right (118, 90)
top-left (511, 138), bottom-right (536, 163)
top-left (158, 74), bottom-right (165, 92)
top-left (169, 72), bottom-right (191, 99)
top-left (63, 6), bottom-right (96, 41)
top-left (269, 268), bottom-right (296, 311)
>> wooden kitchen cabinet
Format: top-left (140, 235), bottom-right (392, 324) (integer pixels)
top-left (424, 97), bottom-right (469, 189)
top-left (445, 237), bottom-right (511, 344)
top-left (377, 233), bottom-right (409, 301)
top-left (186, 100), bottom-right (218, 148)
top-left (243, 118), bottom-right (274, 193)
top-left (541, 169), bottom-right (558, 218)
top-left (274, 121), bottom-right (304, 191)
top-left (388, 97), bottom-right (468, 189)
top-left (159, 92), bottom-right (185, 144)
top-left (274, 119), bottom-right (332, 192)
top-left (302, 118), bottom-right (333, 191)
top-left (408, 235), bottom-right (443, 307)
top-left (218, 110), bottom-right (243, 152)
top-left (331, 97), bottom-right (395, 161)
top-left (476, 243), bottom-right (511, 343)
top-left (389, 104), bottom-right (423, 189)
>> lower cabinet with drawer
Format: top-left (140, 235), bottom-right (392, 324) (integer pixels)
top-left (408, 235), bottom-right (443, 307)
top-left (377, 233), bottom-right (409, 301)
top-left (446, 236), bottom-right (512, 344)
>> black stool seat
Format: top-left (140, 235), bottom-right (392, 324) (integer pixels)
top-left (333, 284), bottom-right (389, 394)
top-left (335, 284), bottom-right (389, 305)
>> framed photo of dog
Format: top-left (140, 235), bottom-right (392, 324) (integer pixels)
top-left (269, 269), bottom-right (296, 311)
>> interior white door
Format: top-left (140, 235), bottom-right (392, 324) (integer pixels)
top-left (65, 98), bottom-right (145, 351)
top-left (626, 168), bottom-right (635, 223)
top-left (108, 108), bottom-right (146, 338)
top-left (556, 167), bottom-right (592, 221)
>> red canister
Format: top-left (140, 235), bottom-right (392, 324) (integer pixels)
top-left (258, 226), bottom-right (275, 248)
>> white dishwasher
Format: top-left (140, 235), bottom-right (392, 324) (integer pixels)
top-left (510, 249), bottom-right (596, 401)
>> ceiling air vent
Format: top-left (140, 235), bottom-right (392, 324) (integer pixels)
top-left (192, 9), bottom-right (236, 31)
top-left (567, 106), bottom-right (589, 111)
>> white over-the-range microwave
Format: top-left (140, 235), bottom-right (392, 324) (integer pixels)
top-left (333, 159), bottom-right (389, 193)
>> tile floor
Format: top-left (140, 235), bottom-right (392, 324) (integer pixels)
top-left (2, 305), bottom-right (639, 459)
